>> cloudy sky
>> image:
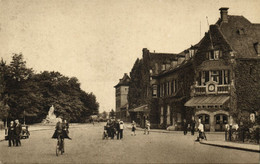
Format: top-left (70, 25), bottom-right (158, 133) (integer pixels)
top-left (0, 0), bottom-right (259, 112)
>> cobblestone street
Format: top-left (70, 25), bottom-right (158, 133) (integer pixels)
top-left (0, 123), bottom-right (259, 163)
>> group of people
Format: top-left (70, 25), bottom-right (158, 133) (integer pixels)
top-left (105, 119), bottom-right (125, 140)
top-left (182, 119), bottom-right (196, 135)
top-left (7, 119), bottom-right (22, 147)
top-left (131, 120), bottom-right (150, 136)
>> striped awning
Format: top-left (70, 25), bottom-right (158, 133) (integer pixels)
top-left (129, 105), bottom-right (149, 112)
top-left (184, 95), bottom-right (230, 107)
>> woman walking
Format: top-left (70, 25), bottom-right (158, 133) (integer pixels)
top-left (131, 121), bottom-right (136, 136)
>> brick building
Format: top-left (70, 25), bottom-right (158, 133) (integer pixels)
top-left (120, 8), bottom-right (260, 130)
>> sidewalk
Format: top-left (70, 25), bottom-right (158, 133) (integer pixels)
top-left (200, 140), bottom-right (260, 153)
top-left (126, 123), bottom-right (259, 153)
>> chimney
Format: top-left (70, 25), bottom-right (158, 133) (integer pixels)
top-left (219, 7), bottom-right (229, 23)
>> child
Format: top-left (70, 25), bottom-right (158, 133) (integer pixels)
top-left (131, 121), bottom-right (136, 136)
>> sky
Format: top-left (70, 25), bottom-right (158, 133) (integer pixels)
top-left (0, 0), bottom-right (260, 112)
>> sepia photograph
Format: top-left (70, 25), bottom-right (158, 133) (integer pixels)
top-left (0, 0), bottom-right (259, 163)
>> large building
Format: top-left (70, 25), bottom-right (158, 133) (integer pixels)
top-left (153, 8), bottom-right (260, 131)
top-left (118, 7), bottom-right (260, 130)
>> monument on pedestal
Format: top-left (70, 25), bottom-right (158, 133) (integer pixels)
top-left (42, 105), bottom-right (61, 124)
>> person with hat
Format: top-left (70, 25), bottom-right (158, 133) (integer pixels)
top-left (14, 119), bottom-right (22, 146)
top-left (8, 121), bottom-right (15, 147)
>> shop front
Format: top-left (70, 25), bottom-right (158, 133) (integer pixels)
top-left (185, 95), bottom-right (230, 131)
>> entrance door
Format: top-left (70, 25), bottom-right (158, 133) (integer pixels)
top-left (198, 114), bottom-right (210, 131)
top-left (215, 114), bottom-right (228, 131)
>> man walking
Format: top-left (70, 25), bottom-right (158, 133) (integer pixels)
top-left (8, 121), bottom-right (15, 147)
top-left (14, 119), bottom-right (22, 146)
top-left (183, 119), bottom-right (188, 135)
top-left (115, 119), bottom-right (120, 140)
top-left (190, 118), bottom-right (196, 135)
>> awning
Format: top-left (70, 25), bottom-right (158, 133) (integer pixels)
top-left (129, 105), bottom-right (149, 112)
top-left (185, 95), bottom-right (230, 107)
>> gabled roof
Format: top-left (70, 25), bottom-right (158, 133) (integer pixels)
top-left (216, 15), bottom-right (260, 58)
top-left (114, 73), bottom-right (130, 88)
top-left (197, 24), bottom-right (232, 53)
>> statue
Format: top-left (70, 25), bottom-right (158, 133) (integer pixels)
top-left (42, 105), bottom-right (60, 125)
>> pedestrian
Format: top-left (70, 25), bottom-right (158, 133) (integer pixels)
top-left (63, 119), bottom-right (72, 140)
top-left (8, 121), bottom-right (15, 147)
top-left (195, 119), bottom-right (207, 141)
top-left (190, 118), bottom-right (196, 135)
top-left (106, 119), bottom-right (111, 138)
top-left (183, 119), bottom-right (188, 135)
top-left (115, 119), bottom-right (120, 140)
top-left (119, 120), bottom-right (124, 139)
top-left (131, 121), bottom-right (136, 136)
top-left (144, 120), bottom-right (150, 135)
top-left (147, 120), bottom-right (150, 135)
top-left (14, 119), bottom-right (22, 146)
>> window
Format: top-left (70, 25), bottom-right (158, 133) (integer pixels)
top-left (166, 82), bottom-right (169, 96)
top-left (152, 85), bottom-right (157, 98)
top-left (211, 70), bottom-right (219, 82)
top-left (177, 113), bottom-right (182, 123)
top-left (199, 70), bottom-right (230, 85)
top-left (116, 87), bottom-right (120, 96)
top-left (174, 79), bottom-right (178, 92)
top-left (189, 49), bottom-right (195, 58)
top-left (201, 71), bottom-right (209, 85)
top-left (169, 81), bottom-right (172, 95)
top-left (160, 107), bottom-right (164, 124)
top-left (161, 64), bottom-right (166, 71)
top-left (208, 50), bottom-right (221, 60)
top-left (171, 81), bottom-right (174, 95)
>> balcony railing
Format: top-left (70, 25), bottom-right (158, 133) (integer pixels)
top-left (195, 86), bottom-right (206, 95)
top-left (194, 85), bottom-right (230, 95)
top-left (217, 85), bottom-right (230, 93)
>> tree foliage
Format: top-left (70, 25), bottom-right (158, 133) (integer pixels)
top-left (0, 54), bottom-right (99, 123)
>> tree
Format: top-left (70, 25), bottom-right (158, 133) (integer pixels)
top-left (0, 53), bottom-right (100, 123)
top-left (109, 109), bottom-right (115, 118)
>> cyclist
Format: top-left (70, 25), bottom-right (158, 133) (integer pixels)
top-left (52, 118), bottom-right (66, 154)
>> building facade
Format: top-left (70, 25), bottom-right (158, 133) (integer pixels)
top-left (114, 73), bottom-right (130, 121)
top-left (123, 7), bottom-right (260, 130)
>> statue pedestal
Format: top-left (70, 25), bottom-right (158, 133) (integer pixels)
top-left (42, 105), bottom-right (60, 125)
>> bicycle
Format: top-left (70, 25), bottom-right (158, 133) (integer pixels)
top-left (56, 134), bottom-right (64, 156)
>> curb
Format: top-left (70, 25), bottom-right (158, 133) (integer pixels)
top-left (200, 141), bottom-right (260, 153)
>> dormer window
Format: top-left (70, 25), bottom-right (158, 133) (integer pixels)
top-left (189, 49), bottom-right (195, 58)
top-left (208, 50), bottom-right (222, 60)
top-left (161, 64), bottom-right (166, 71)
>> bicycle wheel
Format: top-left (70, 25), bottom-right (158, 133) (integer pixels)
top-left (56, 139), bottom-right (61, 156)
top-left (61, 140), bottom-right (64, 155)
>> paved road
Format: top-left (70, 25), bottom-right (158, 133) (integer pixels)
top-left (0, 123), bottom-right (259, 163)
